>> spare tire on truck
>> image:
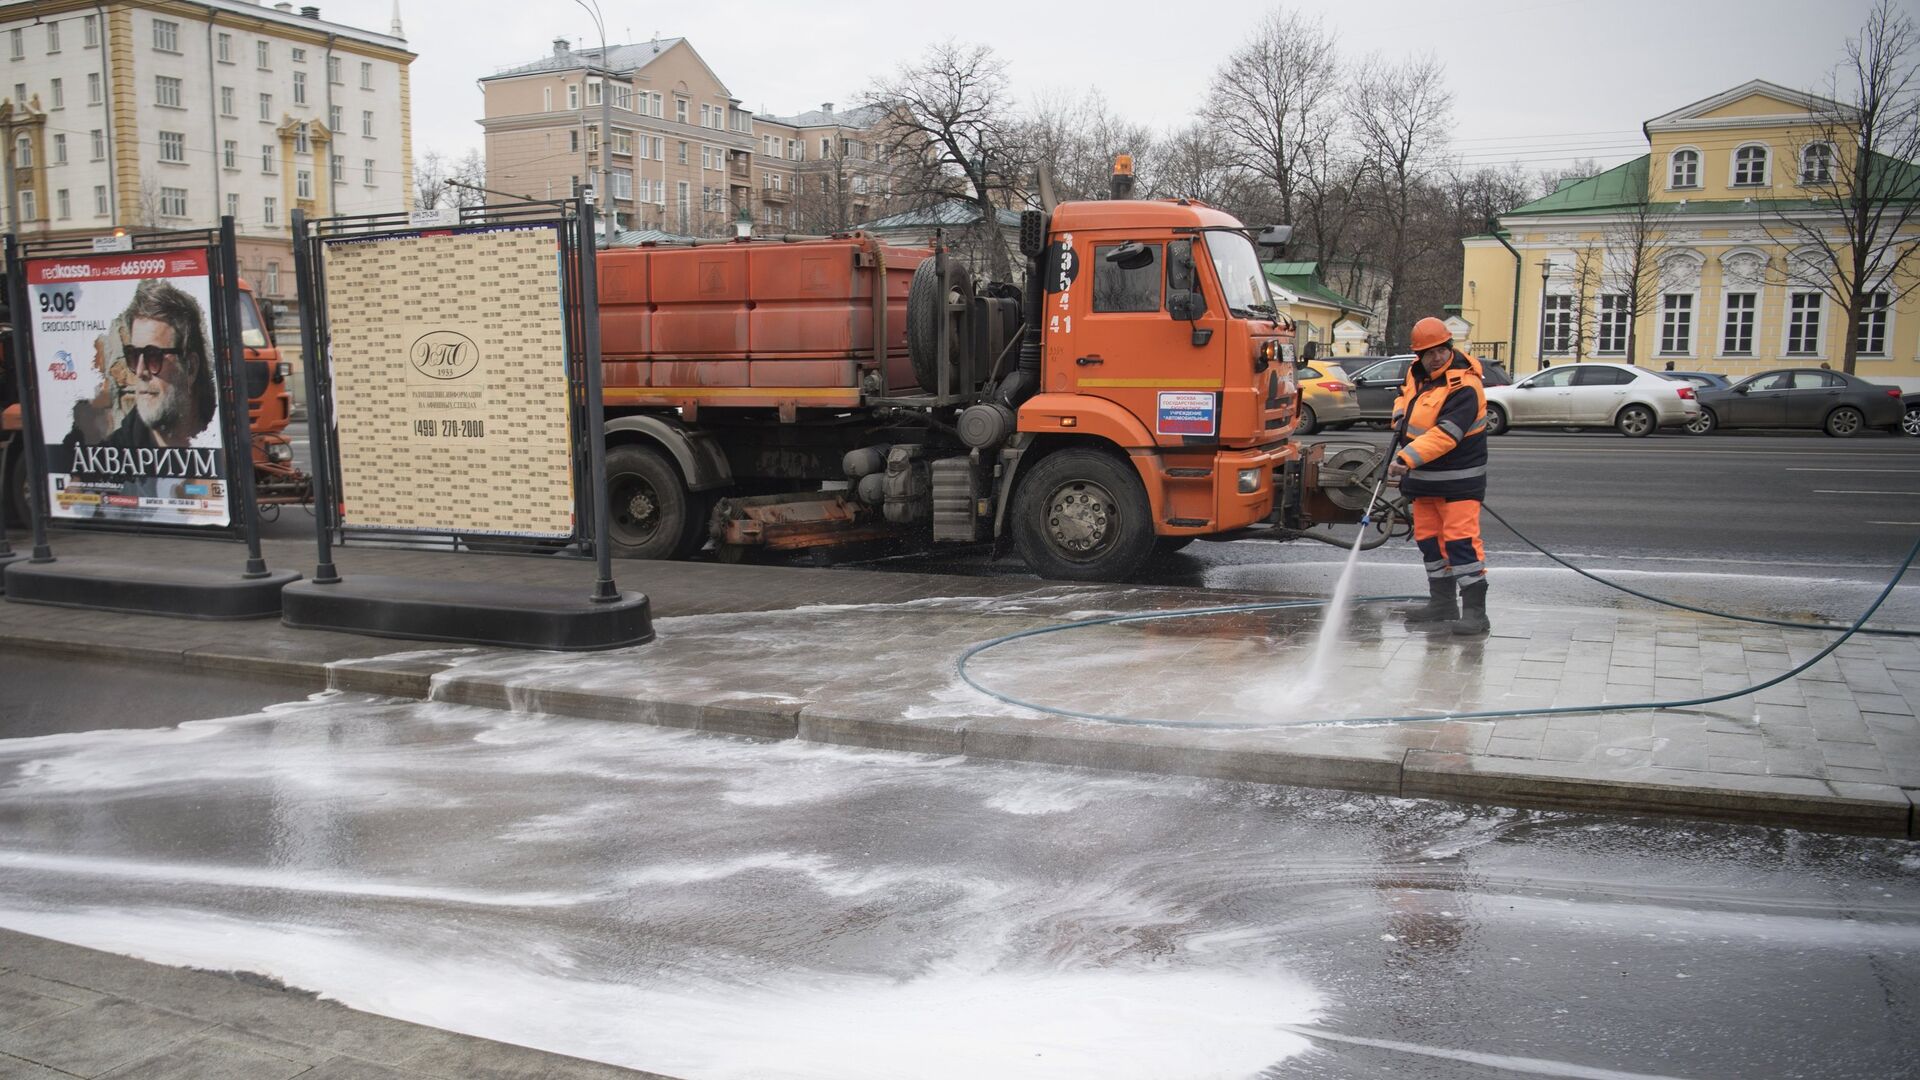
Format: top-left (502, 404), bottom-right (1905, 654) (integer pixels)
top-left (906, 258), bottom-right (972, 394)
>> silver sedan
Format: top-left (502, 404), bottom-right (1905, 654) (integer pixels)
top-left (1484, 363), bottom-right (1702, 438)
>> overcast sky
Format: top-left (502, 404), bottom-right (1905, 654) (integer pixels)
top-left (325, 0), bottom-right (1874, 178)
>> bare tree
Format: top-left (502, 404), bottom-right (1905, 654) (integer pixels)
top-left (1564, 242), bottom-right (1604, 360)
top-left (1348, 51), bottom-right (1454, 346)
top-left (1535, 157), bottom-right (1603, 200)
top-left (1602, 178), bottom-right (1665, 365)
top-left (1024, 90), bottom-right (1157, 203)
top-left (860, 40), bottom-right (1028, 275)
top-left (1147, 122), bottom-right (1252, 208)
top-left (1205, 9), bottom-right (1342, 230)
top-left (1763, 0), bottom-right (1920, 373)
top-left (414, 149), bottom-right (486, 210)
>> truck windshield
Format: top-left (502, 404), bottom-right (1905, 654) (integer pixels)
top-left (239, 293), bottom-right (270, 349)
top-left (1203, 232), bottom-right (1277, 321)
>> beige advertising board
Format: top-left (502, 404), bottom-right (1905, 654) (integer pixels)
top-left (322, 225), bottom-right (575, 537)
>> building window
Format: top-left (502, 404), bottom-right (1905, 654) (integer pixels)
top-left (362, 110), bottom-right (374, 136)
top-left (1659, 294), bottom-right (1693, 354)
top-left (853, 175), bottom-right (868, 195)
top-left (86, 16), bottom-right (101, 48)
top-left (613, 169), bottom-right (632, 199)
top-left (1539, 293), bottom-right (1573, 355)
top-left (46, 21), bottom-right (60, 52)
top-left (1787, 292), bottom-right (1822, 354)
top-left (789, 139), bottom-right (801, 160)
top-left (220, 86), bottom-right (235, 116)
top-left (152, 18), bottom-right (179, 52)
top-left (1857, 291), bottom-right (1890, 356)
top-left (12, 134), bottom-right (30, 168)
top-left (293, 71), bottom-right (306, 104)
top-left (159, 186), bottom-right (187, 217)
top-left (676, 97), bottom-right (690, 123)
top-left (615, 84), bottom-right (632, 110)
top-left (363, 158), bottom-right (375, 184)
top-left (324, 104), bottom-right (339, 131)
top-left (1722, 292), bottom-right (1756, 355)
top-left (649, 92), bottom-right (662, 117)
top-left (1595, 295), bottom-right (1629, 355)
top-left (88, 72), bottom-right (101, 104)
top-left (1732, 144), bottom-right (1768, 186)
top-left (266, 262), bottom-right (280, 293)
top-left (262, 144), bottom-right (276, 172)
top-left (263, 196), bottom-right (276, 224)
top-left (568, 130), bottom-right (578, 153)
top-left (1800, 143), bottom-right (1834, 185)
top-left (222, 139), bottom-right (237, 168)
top-left (330, 153), bottom-right (343, 182)
top-left (260, 92), bottom-right (272, 120)
top-left (158, 130), bottom-right (185, 163)
top-left (327, 56), bottom-right (341, 84)
top-left (291, 46), bottom-right (306, 63)
top-left (543, 87), bottom-right (552, 112)
top-left (256, 40), bottom-right (270, 69)
top-left (297, 169), bottom-right (312, 198)
top-left (18, 190), bottom-right (36, 221)
top-left (225, 191), bottom-right (238, 218)
top-left (50, 132), bottom-right (65, 164)
top-left (8, 29), bottom-right (20, 60)
top-left (90, 129), bottom-right (104, 160)
top-left (613, 129), bottom-right (631, 155)
top-left (820, 137), bottom-right (832, 158)
top-left (567, 83), bottom-right (579, 110)
top-left (217, 31), bottom-right (231, 62)
top-left (360, 62), bottom-right (372, 89)
top-left (294, 125), bottom-right (309, 154)
top-left (49, 77), bottom-right (62, 108)
top-left (701, 146), bottom-right (713, 170)
top-left (155, 75), bottom-right (182, 108)
top-left (94, 184), bottom-right (108, 215)
top-left (55, 188), bottom-right (69, 219)
top-left (677, 140), bottom-right (687, 164)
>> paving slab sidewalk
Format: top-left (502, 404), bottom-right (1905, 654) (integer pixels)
top-left (2, 529), bottom-right (1917, 839)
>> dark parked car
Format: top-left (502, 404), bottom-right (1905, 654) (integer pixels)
top-left (1347, 353), bottom-right (1511, 426)
top-left (1691, 368), bottom-right (1905, 437)
top-left (1904, 392), bottom-right (1920, 438)
top-left (1659, 371), bottom-right (1733, 434)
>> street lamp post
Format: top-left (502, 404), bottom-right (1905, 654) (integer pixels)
top-left (1538, 257), bottom-right (1553, 371)
top-left (571, 0), bottom-right (618, 242)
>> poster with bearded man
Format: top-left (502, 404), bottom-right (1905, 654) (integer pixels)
top-left (24, 249), bottom-right (232, 528)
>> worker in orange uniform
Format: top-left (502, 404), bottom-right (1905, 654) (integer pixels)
top-left (1386, 317), bottom-right (1490, 636)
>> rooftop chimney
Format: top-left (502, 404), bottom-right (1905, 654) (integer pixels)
top-left (300, 5), bottom-right (320, 17)
top-left (553, 37), bottom-right (570, 56)
top-left (273, 2), bottom-right (293, 11)
top-left (822, 102), bottom-right (833, 114)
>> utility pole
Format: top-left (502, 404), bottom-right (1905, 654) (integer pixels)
top-left (571, 0), bottom-right (618, 242)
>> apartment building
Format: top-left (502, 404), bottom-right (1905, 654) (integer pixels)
top-left (0, 0), bottom-right (414, 313)
top-left (481, 38), bottom-right (902, 239)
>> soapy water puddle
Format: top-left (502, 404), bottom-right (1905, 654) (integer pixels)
top-left (1, 690), bottom-right (1916, 1079)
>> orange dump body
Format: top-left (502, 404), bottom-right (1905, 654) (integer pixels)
top-left (598, 237), bottom-right (926, 409)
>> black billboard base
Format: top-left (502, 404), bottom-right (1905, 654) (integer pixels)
top-left (2, 558), bottom-right (300, 619)
top-left (280, 575), bottom-right (653, 652)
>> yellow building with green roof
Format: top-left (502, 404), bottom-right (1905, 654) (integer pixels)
top-left (1457, 80), bottom-right (1920, 384)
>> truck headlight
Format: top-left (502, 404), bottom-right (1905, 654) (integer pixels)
top-left (1238, 468), bottom-right (1262, 493)
top-left (265, 441), bottom-right (293, 463)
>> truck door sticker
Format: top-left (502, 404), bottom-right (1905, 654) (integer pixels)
top-left (1043, 234), bottom-right (1077, 334)
top-left (1157, 391), bottom-right (1218, 436)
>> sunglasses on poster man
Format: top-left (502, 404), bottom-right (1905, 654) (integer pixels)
top-left (124, 346), bottom-right (182, 375)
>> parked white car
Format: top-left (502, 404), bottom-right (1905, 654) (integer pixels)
top-left (1483, 363), bottom-right (1701, 438)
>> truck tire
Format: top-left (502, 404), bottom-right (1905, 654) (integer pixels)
top-left (907, 259), bottom-right (970, 394)
top-left (605, 444), bottom-right (704, 560)
top-left (1012, 448), bottom-right (1155, 582)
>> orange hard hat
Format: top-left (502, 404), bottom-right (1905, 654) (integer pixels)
top-left (1410, 317), bottom-right (1451, 353)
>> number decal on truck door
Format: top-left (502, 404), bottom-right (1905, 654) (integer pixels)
top-left (1043, 233), bottom-right (1079, 334)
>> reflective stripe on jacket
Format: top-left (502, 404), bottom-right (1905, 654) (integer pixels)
top-left (1392, 350), bottom-right (1488, 500)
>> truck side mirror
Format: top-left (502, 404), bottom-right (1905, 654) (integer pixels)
top-left (1104, 242), bottom-right (1154, 270)
top-left (1257, 225), bottom-right (1293, 247)
top-left (1167, 289), bottom-right (1207, 322)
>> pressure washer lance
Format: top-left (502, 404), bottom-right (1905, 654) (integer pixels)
top-left (1357, 401), bottom-right (1415, 530)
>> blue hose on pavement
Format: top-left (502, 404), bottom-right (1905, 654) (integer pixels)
top-left (955, 533), bottom-right (1920, 729)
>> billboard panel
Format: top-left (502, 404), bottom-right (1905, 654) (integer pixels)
top-left (322, 224), bottom-right (575, 538)
top-left (22, 249), bottom-right (233, 528)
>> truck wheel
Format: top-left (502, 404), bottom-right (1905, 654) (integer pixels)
top-left (1013, 449), bottom-right (1155, 582)
top-left (605, 444), bottom-right (703, 560)
top-left (907, 258), bottom-right (971, 394)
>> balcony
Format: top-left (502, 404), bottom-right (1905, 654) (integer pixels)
top-left (729, 159), bottom-right (750, 179)
top-left (760, 185), bottom-right (791, 203)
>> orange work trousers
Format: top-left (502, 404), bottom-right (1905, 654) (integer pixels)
top-left (1411, 497), bottom-right (1485, 582)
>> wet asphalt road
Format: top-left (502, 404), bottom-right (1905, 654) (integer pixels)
top-left (0, 683), bottom-right (1915, 1080)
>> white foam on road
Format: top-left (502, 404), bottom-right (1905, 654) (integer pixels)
top-left (0, 904), bottom-right (1324, 1080)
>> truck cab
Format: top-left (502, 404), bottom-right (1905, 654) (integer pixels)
top-left (1001, 200), bottom-right (1299, 578)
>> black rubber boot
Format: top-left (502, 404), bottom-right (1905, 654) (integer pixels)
top-left (1450, 579), bottom-right (1490, 636)
top-left (1401, 576), bottom-right (1458, 625)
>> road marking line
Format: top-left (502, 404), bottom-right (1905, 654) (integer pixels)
top-left (1813, 489), bottom-right (1920, 495)
top-left (1787, 468), bottom-right (1917, 473)
top-left (1866, 521), bottom-right (1920, 526)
